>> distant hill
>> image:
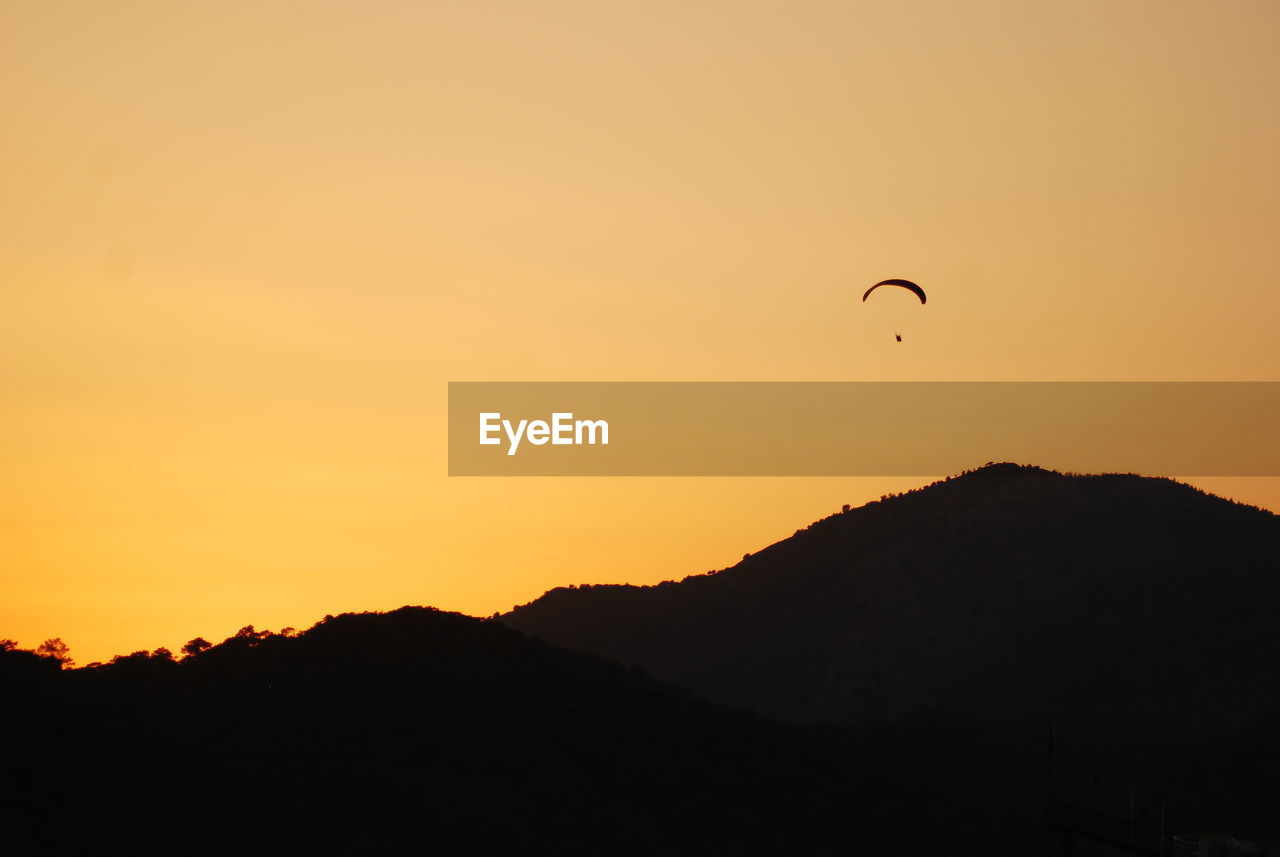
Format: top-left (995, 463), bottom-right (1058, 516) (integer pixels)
top-left (502, 464), bottom-right (1280, 745)
top-left (0, 607), bottom-right (962, 856)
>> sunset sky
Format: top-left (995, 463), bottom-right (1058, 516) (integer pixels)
top-left (3, 1), bottom-right (1278, 663)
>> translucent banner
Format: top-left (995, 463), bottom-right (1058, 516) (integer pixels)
top-left (448, 382), bottom-right (1280, 476)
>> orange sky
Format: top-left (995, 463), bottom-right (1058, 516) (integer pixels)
top-left (3, 1), bottom-right (1278, 664)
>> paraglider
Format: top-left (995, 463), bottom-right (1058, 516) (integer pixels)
top-left (863, 278), bottom-right (925, 342)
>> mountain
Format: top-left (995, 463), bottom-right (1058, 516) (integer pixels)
top-left (500, 464), bottom-right (1280, 840)
top-left (0, 607), bottom-right (962, 856)
top-left (7, 465), bottom-right (1278, 851)
top-left (502, 464), bottom-right (1280, 745)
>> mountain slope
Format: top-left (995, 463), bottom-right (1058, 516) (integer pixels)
top-left (0, 607), bottom-right (959, 856)
top-left (502, 464), bottom-right (1280, 744)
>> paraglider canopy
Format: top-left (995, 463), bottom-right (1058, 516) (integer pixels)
top-left (863, 278), bottom-right (926, 304)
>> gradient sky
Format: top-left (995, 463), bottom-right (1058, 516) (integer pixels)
top-left (3, 1), bottom-right (1278, 664)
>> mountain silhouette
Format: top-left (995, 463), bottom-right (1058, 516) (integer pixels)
top-left (503, 463), bottom-right (1279, 746)
top-left (0, 607), bottom-right (963, 856)
top-left (498, 463), bottom-right (1280, 842)
top-left (6, 464), bottom-right (1278, 851)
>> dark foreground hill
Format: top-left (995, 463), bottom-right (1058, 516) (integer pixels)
top-left (503, 464), bottom-right (1280, 743)
top-left (0, 607), bottom-right (962, 856)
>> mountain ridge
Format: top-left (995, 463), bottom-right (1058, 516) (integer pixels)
top-left (2, 605), bottom-right (963, 855)
top-left (501, 463), bottom-right (1280, 742)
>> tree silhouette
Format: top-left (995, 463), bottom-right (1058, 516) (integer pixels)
top-left (181, 637), bottom-right (212, 658)
top-left (34, 637), bottom-right (73, 668)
